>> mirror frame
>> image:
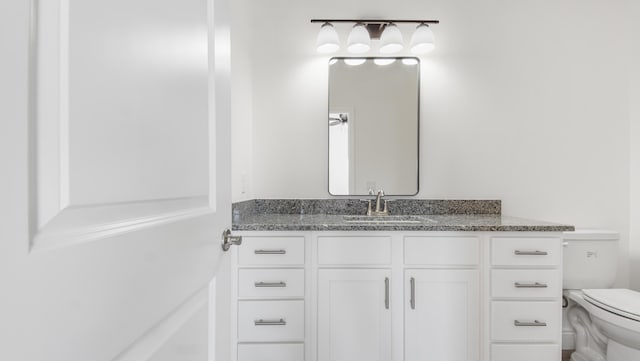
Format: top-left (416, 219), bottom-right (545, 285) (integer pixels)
top-left (327, 57), bottom-right (420, 196)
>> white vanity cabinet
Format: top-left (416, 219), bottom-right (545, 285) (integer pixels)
top-left (405, 270), bottom-right (479, 361)
top-left (231, 231), bottom-right (563, 361)
top-left (489, 236), bottom-right (563, 361)
top-left (317, 269), bottom-right (392, 361)
top-left (232, 233), bottom-right (309, 361)
top-left (404, 235), bottom-right (480, 361)
top-left (315, 235), bottom-right (393, 361)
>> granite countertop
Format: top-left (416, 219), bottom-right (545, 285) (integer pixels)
top-left (231, 199), bottom-right (574, 232)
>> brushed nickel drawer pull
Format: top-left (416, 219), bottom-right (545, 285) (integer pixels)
top-left (254, 249), bottom-right (286, 255)
top-left (254, 318), bottom-right (286, 326)
top-left (254, 281), bottom-right (287, 288)
top-left (384, 277), bottom-right (390, 310)
top-left (410, 277), bottom-right (416, 310)
top-left (514, 250), bottom-right (548, 256)
top-left (514, 282), bottom-right (548, 288)
top-left (514, 320), bottom-right (547, 327)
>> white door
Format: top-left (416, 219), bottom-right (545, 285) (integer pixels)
top-left (317, 269), bottom-right (392, 361)
top-left (0, 0), bottom-right (232, 360)
top-left (405, 270), bottom-right (480, 361)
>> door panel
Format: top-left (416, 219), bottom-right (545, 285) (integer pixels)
top-left (34, 0), bottom-right (212, 248)
top-left (67, 0), bottom-right (210, 206)
top-left (0, 0), bottom-right (231, 360)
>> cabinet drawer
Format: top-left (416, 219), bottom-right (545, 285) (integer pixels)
top-left (238, 343), bottom-right (304, 361)
top-left (238, 237), bottom-right (304, 265)
top-left (491, 344), bottom-right (559, 361)
top-left (238, 300), bottom-right (304, 342)
top-left (491, 269), bottom-right (561, 299)
top-left (404, 236), bottom-right (479, 265)
top-left (491, 237), bottom-right (561, 266)
top-left (317, 236), bottom-right (391, 265)
top-left (491, 301), bottom-right (560, 342)
top-left (238, 269), bottom-right (304, 298)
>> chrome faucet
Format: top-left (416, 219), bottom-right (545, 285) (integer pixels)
top-left (367, 189), bottom-right (389, 216)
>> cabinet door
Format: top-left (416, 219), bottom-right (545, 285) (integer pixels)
top-left (318, 269), bottom-right (392, 361)
top-left (405, 270), bottom-right (479, 361)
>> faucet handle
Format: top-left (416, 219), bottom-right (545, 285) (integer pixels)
top-left (361, 199), bottom-right (373, 215)
top-left (383, 200), bottom-right (390, 214)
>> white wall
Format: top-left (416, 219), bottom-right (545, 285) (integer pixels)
top-left (630, 0), bottom-right (640, 291)
top-left (230, 0), bottom-right (254, 201)
top-left (231, 0), bottom-right (633, 287)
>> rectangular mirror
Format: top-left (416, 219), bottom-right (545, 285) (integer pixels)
top-left (328, 57), bottom-right (419, 196)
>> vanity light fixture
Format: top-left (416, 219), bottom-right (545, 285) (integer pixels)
top-left (311, 19), bottom-right (439, 55)
top-left (346, 23), bottom-right (371, 54)
top-left (409, 23), bottom-right (435, 54)
top-left (379, 23), bottom-right (404, 54)
top-left (316, 22), bottom-right (340, 54)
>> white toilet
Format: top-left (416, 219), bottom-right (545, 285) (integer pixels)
top-left (563, 230), bottom-right (640, 361)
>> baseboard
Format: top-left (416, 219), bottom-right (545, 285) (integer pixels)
top-left (563, 329), bottom-right (576, 350)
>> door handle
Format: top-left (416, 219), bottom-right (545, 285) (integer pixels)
top-left (221, 229), bottom-right (242, 251)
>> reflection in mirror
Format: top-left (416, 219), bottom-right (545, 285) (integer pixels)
top-left (328, 57), bottom-right (419, 196)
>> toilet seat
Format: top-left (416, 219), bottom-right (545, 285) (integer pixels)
top-left (569, 289), bottom-right (640, 355)
top-left (583, 289), bottom-right (640, 323)
top-left (567, 289), bottom-right (640, 339)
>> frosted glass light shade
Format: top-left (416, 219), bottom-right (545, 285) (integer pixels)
top-left (410, 23), bottom-right (435, 54)
top-left (379, 23), bottom-right (404, 54)
top-left (347, 24), bottom-right (371, 54)
top-left (316, 23), bottom-right (340, 54)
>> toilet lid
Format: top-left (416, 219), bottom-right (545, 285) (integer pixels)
top-left (583, 289), bottom-right (640, 322)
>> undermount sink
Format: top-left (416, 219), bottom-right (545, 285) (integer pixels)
top-left (342, 215), bottom-right (436, 224)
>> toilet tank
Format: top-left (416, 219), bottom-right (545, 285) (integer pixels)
top-left (563, 230), bottom-right (619, 290)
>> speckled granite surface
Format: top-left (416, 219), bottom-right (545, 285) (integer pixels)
top-left (233, 199), bottom-right (501, 216)
top-left (232, 199), bottom-right (574, 232)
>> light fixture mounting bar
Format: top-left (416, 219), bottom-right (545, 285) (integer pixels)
top-left (310, 19), bottom-right (440, 24)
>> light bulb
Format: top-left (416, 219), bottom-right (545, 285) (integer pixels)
top-left (379, 23), bottom-right (404, 54)
top-left (347, 23), bottom-right (371, 54)
top-left (316, 22), bottom-right (340, 54)
top-left (410, 23), bottom-right (435, 54)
